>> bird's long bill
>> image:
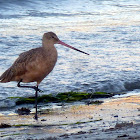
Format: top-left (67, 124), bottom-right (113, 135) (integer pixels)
top-left (58, 40), bottom-right (89, 55)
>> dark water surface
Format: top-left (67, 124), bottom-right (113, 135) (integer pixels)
top-left (0, 0), bottom-right (140, 109)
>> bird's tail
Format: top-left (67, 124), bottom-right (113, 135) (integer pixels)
top-left (0, 68), bottom-right (13, 83)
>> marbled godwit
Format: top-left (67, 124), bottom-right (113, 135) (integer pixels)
top-left (0, 32), bottom-right (89, 120)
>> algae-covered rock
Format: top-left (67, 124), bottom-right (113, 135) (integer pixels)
top-left (0, 123), bottom-right (11, 128)
top-left (86, 100), bottom-right (104, 105)
top-left (17, 107), bottom-right (31, 115)
top-left (37, 94), bottom-right (56, 103)
top-left (56, 92), bottom-right (90, 102)
top-left (91, 92), bottom-right (113, 98)
top-left (14, 91), bottom-right (115, 105)
top-left (16, 97), bottom-right (35, 105)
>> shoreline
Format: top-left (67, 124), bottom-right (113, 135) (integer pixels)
top-left (0, 94), bottom-right (140, 139)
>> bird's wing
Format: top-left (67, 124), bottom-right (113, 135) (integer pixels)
top-left (0, 48), bottom-right (42, 82)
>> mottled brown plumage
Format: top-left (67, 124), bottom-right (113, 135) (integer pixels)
top-left (0, 32), bottom-right (58, 85)
top-left (0, 32), bottom-right (89, 120)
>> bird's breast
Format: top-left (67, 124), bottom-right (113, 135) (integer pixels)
top-left (23, 47), bottom-right (58, 84)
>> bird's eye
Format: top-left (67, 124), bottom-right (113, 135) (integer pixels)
top-left (52, 36), bottom-right (55, 39)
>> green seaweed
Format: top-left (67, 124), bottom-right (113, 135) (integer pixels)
top-left (94, 92), bottom-right (109, 95)
top-left (16, 97), bottom-right (35, 105)
top-left (37, 94), bottom-right (56, 103)
top-left (1, 118), bottom-right (103, 130)
top-left (64, 119), bottom-right (103, 126)
top-left (13, 91), bottom-right (116, 105)
top-left (56, 92), bottom-right (90, 102)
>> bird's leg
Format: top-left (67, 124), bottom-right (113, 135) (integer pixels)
top-left (17, 79), bottom-right (42, 92)
top-left (34, 88), bottom-right (38, 120)
top-left (17, 79), bottom-right (42, 120)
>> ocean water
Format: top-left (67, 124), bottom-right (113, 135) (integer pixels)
top-left (0, 0), bottom-right (140, 109)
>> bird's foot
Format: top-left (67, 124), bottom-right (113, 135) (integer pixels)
top-left (38, 88), bottom-right (43, 93)
top-left (34, 87), bottom-right (43, 92)
top-left (34, 114), bottom-right (38, 120)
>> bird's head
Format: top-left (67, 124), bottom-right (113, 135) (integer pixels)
top-left (43, 32), bottom-right (59, 45)
top-left (43, 32), bottom-right (89, 55)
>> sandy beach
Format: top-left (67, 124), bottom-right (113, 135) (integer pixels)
top-left (0, 94), bottom-right (140, 140)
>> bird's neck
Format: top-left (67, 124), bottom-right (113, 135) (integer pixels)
top-left (42, 41), bottom-right (55, 51)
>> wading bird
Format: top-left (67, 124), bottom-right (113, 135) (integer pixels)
top-left (0, 32), bottom-right (89, 120)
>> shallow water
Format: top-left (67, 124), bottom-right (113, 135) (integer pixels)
top-left (0, 0), bottom-right (140, 108)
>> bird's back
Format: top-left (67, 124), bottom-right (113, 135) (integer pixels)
top-left (0, 46), bottom-right (57, 84)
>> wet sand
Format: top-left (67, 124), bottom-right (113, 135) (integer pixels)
top-left (0, 95), bottom-right (140, 140)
